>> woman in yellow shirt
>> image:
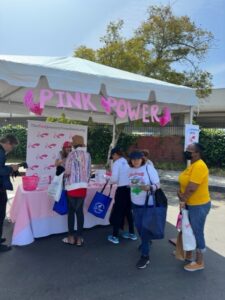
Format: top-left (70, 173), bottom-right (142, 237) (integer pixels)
top-left (178, 143), bottom-right (211, 272)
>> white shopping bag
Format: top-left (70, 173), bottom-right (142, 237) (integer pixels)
top-left (47, 173), bottom-right (64, 202)
top-left (181, 208), bottom-right (196, 251)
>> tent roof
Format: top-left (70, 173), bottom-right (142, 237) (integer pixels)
top-left (0, 55), bottom-right (197, 106)
top-left (0, 55), bottom-right (198, 124)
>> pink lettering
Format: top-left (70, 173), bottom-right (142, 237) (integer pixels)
top-left (127, 102), bottom-right (140, 121)
top-left (101, 97), bottom-right (118, 114)
top-left (142, 104), bottom-right (150, 123)
top-left (108, 97), bottom-right (117, 109)
top-left (150, 105), bottom-right (160, 123)
top-left (100, 96), bottom-right (111, 114)
top-left (55, 91), bottom-right (65, 108)
top-left (116, 99), bottom-right (127, 119)
top-left (40, 89), bottom-right (54, 109)
top-left (65, 92), bottom-right (82, 109)
top-left (81, 93), bottom-right (97, 111)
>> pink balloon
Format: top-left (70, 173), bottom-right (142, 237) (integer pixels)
top-left (159, 107), bottom-right (171, 126)
top-left (23, 90), bottom-right (43, 116)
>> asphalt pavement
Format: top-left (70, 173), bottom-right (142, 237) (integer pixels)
top-left (0, 174), bottom-right (225, 300)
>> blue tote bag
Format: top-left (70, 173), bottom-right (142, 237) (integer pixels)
top-left (133, 195), bottom-right (167, 240)
top-left (142, 166), bottom-right (167, 239)
top-left (88, 182), bottom-right (112, 219)
top-left (142, 203), bottom-right (167, 239)
top-left (53, 190), bottom-right (68, 215)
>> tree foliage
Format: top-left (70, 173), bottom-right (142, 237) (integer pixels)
top-left (0, 125), bottom-right (27, 160)
top-left (200, 129), bottom-right (225, 168)
top-left (73, 5), bottom-right (214, 98)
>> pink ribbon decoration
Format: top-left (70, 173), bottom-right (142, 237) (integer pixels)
top-left (24, 90), bottom-right (43, 116)
top-left (100, 96), bottom-right (111, 114)
top-left (159, 106), bottom-right (171, 126)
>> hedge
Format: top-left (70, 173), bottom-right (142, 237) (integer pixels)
top-left (0, 125), bottom-right (27, 160)
top-left (0, 124), bottom-right (136, 164)
top-left (199, 128), bottom-right (225, 168)
top-left (1, 124), bottom-right (225, 168)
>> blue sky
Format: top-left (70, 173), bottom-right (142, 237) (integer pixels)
top-left (0, 0), bottom-right (224, 87)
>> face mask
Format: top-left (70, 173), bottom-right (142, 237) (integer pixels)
top-left (184, 151), bottom-right (192, 160)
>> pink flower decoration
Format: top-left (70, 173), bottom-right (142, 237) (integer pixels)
top-left (159, 107), bottom-right (171, 126)
top-left (24, 90), bottom-right (43, 116)
top-left (100, 97), bottom-right (111, 114)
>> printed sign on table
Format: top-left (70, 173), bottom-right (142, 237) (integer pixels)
top-left (26, 120), bottom-right (87, 180)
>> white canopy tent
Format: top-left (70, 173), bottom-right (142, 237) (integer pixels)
top-left (0, 55), bottom-right (197, 122)
top-left (0, 55), bottom-right (198, 152)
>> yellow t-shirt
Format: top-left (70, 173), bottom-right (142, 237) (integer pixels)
top-left (178, 159), bottom-right (210, 205)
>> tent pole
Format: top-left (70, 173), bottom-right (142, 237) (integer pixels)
top-left (189, 106), bottom-right (193, 124)
top-left (112, 114), bottom-right (116, 148)
top-left (106, 114), bottom-right (117, 168)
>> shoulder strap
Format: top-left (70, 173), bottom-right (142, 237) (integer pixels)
top-left (145, 166), bottom-right (151, 206)
top-left (108, 184), bottom-right (113, 197)
top-left (100, 180), bottom-right (109, 193)
top-left (146, 165), bottom-right (152, 185)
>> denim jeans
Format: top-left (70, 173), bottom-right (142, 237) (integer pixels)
top-left (133, 205), bottom-right (152, 257)
top-left (187, 201), bottom-right (211, 252)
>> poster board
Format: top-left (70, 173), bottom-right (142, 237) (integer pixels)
top-left (184, 124), bottom-right (200, 150)
top-left (26, 121), bottom-right (87, 180)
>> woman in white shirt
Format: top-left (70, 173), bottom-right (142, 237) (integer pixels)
top-left (128, 150), bottom-right (160, 269)
top-left (108, 147), bottom-right (137, 244)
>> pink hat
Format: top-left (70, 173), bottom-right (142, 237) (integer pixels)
top-left (63, 141), bottom-right (72, 148)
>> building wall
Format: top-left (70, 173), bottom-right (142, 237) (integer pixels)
top-left (130, 136), bottom-right (185, 163)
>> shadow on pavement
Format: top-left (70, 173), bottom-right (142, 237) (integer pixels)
top-left (0, 221), bottom-right (225, 300)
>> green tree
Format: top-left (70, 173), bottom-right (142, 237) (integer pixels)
top-left (74, 46), bottom-right (96, 62)
top-left (0, 125), bottom-right (27, 160)
top-left (73, 5), bottom-right (214, 98)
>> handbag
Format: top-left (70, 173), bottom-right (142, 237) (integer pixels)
top-left (175, 231), bottom-right (185, 261)
top-left (53, 190), bottom-right (68, 215)
top-left (181, 208), bottom-right (196, 251)
top-left (141, 197), bottom-right (167, 239)
top-left (146, 166), bottom-right (168, 207)
top-left (48, 173), bottom-right (64, 202)
top-left (140, 166), bottom-right (167, 239)
top-left (176, 211), bottom-right (182, 231)
top-left (154, 188), bottom-right (168, 207)
top-left (88, 181), bottom-right (112, 219)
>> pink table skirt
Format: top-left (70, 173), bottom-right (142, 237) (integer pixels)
top-left (9, 183), bottom-right (115, 246)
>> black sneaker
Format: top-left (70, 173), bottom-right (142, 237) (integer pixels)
top-left (136, 256), bottom-right (150, 269)
top-left (0, 245), bottom-right (12, 252)
top-left (0, 238), bottom-right (6, 244)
